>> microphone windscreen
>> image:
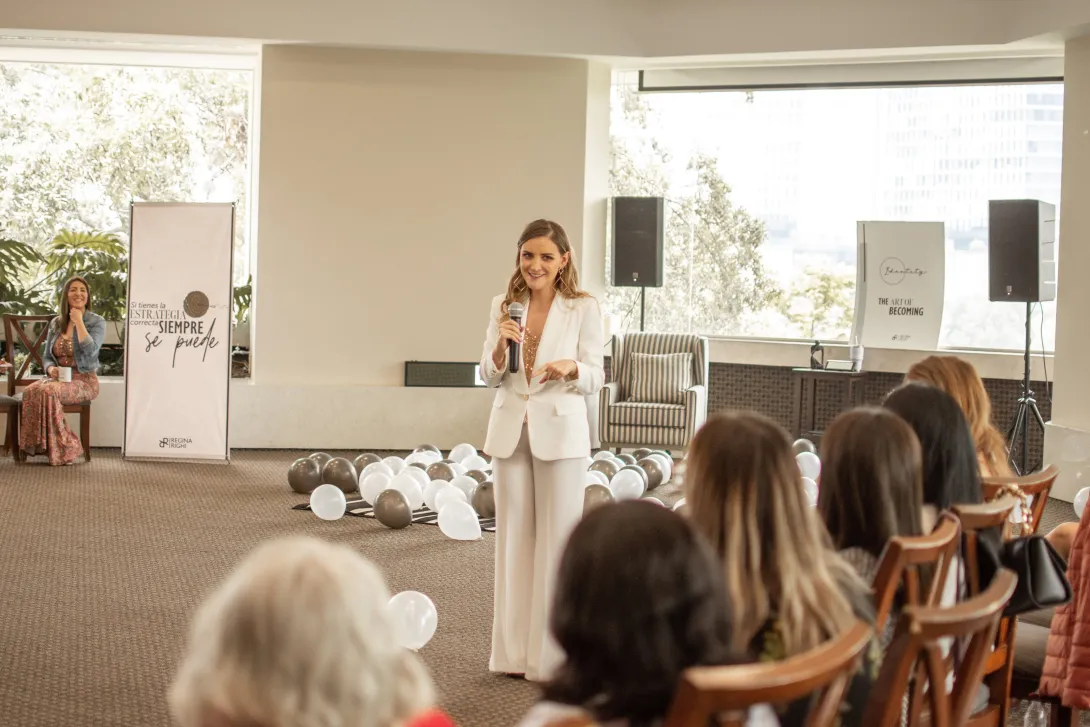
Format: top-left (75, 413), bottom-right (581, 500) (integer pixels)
top-left (508, 302), bottom-right (524, 320)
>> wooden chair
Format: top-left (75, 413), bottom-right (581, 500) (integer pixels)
top-left (2, 314), bottom-right (92, 462)
top-left (864, 569), bottom-right (1018, 727)
top-left (872, 512), bottom-right (962, 636)
top-left (951, 497), bottom-right (1019, 727)
top-left (982, 464), bottom-right (1059, 535)
top-left (663, 620), bottom-right (873, 727)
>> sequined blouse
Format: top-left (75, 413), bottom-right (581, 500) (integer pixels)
top-left (523, 329), bottom-right (541, 386)
top-left (53, 333), bottom-right (75, 367)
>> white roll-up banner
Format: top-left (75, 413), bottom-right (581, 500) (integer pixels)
top-left (123, 202), bottom-right (234, 461)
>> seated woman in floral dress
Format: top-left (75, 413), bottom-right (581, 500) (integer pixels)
top-left (19, 276), bottom-right (104, 465)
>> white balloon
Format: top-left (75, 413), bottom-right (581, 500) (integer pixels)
top-left (1075, 488), bottom-right (1090, 518)
top-left (310, 484), bottom-right (347, 520)
top-left (449, 462), bottom-right (468, 477)
top-left (403, 466), bottom-right (430, 490)
top-left (642, 496), bottom-right (666, 507)
top-left (382, 456), bottom-right (406, 475)
top-left (449, 475), bottom-right (479, 500)
top-left (435, 485), bottom-right (469, 512)
top-left (449, 443), bottom-right (477, 463)
top-left (593, 451), bottom-right (615, 461)
top-left (404, 451), bottom-right (430, 466)
top-left (649, 454), bottom-right (673, 483)
top-left (611, 469), bottom-right (646, 501)
top-left (796, 452), bottom-right (821, 480)
top-left (360, 462), bottom-right (394, 482)
top-left (801, 477), bottom-right (819, 507)
top-left (361, 473), bottom-right (392, 505)
top-left (388, 591), bottom-right (438, 651)
top-left (672, 497), bottom-right (687, 512)
top-left (461, 454), bottom-right (488, 471)
top-left (390, 473), bottom-right (424, 510)
top-left (585, 470), bottom-right (610, 487)
top-left (438, 501), bottom-right (482, 540)
top-left (423, 480), bottom-right (447, 512)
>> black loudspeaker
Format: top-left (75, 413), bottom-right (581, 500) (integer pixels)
top-left (988, 199), bottom-right (1057, 303)
top-left (612, 196), bottom-right (665, 287)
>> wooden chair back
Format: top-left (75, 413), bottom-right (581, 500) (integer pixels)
top-left (864, 569), bottom-right (1018, 727)
top-left (663, 621), bottom-right (872, 727)
top-left (2, 314), bottom-right (53, 395)
top-left (872, 512), bottom-right (961, 635)
top-left (981, 464), bottom-right (1059, 535)
top-left (950, 497), bottom-right (1019, 727)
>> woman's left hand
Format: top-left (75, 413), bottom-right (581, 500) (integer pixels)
top-left (533, 359), bottom-right (578, 383)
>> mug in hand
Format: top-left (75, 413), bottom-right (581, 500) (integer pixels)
top-left (58, 367), bottom-right (72, 383)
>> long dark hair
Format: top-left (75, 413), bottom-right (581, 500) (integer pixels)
top-left (543, 501), bottom-right (736, 727)
top-left (882, 382), bottom-right (983, 511)
top-left (818, 407), bottom-right (925, 557)
top-left (55, 276), bottom-right (92, 334)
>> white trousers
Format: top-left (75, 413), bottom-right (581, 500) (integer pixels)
top-left (489, 423), bottom-right (586, 682)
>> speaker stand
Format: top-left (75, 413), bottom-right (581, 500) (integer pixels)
top-left (639, 287), bottom-right (646, 331)
top-left (1006, 301), bottom-right (1046, 476)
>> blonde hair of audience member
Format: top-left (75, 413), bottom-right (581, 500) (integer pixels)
top-left (169, 536), bottom-right (435, 727)
top-left (685, 411), bottom-right (868, 658)
top-left (905, 355), bottom-right (1013, 477)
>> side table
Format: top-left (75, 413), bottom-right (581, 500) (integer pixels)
top-left (790, 368), bottom-right (869, 442)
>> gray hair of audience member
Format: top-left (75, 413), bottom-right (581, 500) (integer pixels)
top-left (168, 535), bottom-right (435, 727)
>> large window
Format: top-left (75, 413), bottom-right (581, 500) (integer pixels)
top-left (607, 71), bottom-right (1063, 352)
top-left (0, 56), bottom-right (254, 375)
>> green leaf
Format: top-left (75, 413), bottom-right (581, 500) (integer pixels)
top-left (0, 237), bottom-right (44, 286)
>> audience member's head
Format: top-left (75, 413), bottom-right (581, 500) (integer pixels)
top-left (906, 355), bottom-right (1011, 476)
top-left (684, 411), bottom-right (867, 658)
top-left (883, 382), bottom-right (983, 512)
top-left (544, 500), bottom-right (735, 727)
top-left (818, 407), bottom-right (924, 557)
top-left (169, 536), bottom-right (435, 727)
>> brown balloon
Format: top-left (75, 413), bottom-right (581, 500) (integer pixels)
top-left (583, 484), bottom-right (614, 514)
top-left (309, 452), bottom-right (333, 468)
top-left (353, 452), bottom-right (382, 472)
top-left (472, 481), bottom-right (496, 518)
top-left (322, 457), bottom-right (359, 494)
top-left (427, 462), bottom-right (457, 482)
top-left (409, 462), bottom-right (429, 471)
top-left (616, 453), bottom-right (637, 466)
top-left (414, 444), bottom-right (442, 455)
top-left (792, 438), bottom-right (817, 456)
top-left (637, 457), bottom-right (665, 490)
top-left (466, 469), bottom-right (489, 485)
top-left (374, 489), bottom-right (413, 529)
top-left (588, 459), bottom-right (620, 480)
top-left (632, 448), bottom-right (653, 460)
top-left (287, 457), bottom-right (323, 494)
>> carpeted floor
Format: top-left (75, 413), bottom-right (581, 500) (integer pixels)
top-left (0, 449), bottom-right (539, 727)
top-left (0, 449), bottom-right (1078, 727)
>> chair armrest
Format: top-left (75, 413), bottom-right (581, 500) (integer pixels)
top-left (598, 382), bottom-right (620, 445)
top-left (684, 384), bottom-right (708, 432)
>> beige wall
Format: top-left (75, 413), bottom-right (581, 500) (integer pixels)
top-left (253, 46), bottom-right (598, 387)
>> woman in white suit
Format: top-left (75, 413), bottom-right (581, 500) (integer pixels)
top-left (479, 218), bottom-right (604, 683)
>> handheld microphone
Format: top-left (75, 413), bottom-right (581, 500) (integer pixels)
top-left (507, 302), bottom-right (524, 374)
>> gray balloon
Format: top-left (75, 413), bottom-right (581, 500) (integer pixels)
top-left (309, 452), bottom-right (333, 468)
top-left (616, 453), bottom-right (637, 466)
top-left (792, 438), bottom-right (817, 456)
top-left (633, 448), bottom-right (653, 460)
top-left (322, 457), bottom-right (359, 494)
top-left (472, 481), bottom-right (496, 518)
top-left (288, 457), bottom-right (323, 494)
top-left (466, 469), bottom-right (489, 485)
top-left (623, 466), bottom-right (645, 488)
top-left (353, 453), bottom-right (381, 472)
top-left (409, 462), bottom-right (429, 471)
top-left (415, 444), bottom-right (442, 455)
top-left (588, 458), bottom-right (620, 480)
top-left (374, 489), bottom-right (413, 529)
top-left (427, 462), bottom-right (457, 482)
top-left (440, 459), bottom-right (457, 465)
top-left (584, 484), bottom-right (614, 514)
top-left (637, 457), bottom-right (665, 490)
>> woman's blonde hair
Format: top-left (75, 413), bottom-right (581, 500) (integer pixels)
top-left (500, 219), bottom-right (588, 320)
top-left (169, 536), bottom-right (434, 727)
top-left (905, 355), bottom-right (1012, 477)
top-left (685, 411), bottom-right (867, 657)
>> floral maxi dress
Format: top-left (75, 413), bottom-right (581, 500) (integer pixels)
top-left (19, 334), bottom-right (99, 465)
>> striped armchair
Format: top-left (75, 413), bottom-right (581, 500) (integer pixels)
top-left (598, 332), bottom-right (709, 454)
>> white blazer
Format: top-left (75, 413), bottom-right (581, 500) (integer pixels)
top-left (479, 293), bottom-right (605, 461)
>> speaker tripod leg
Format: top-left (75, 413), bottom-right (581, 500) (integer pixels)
top-left (1007, 400), bottom-right (1028, 476)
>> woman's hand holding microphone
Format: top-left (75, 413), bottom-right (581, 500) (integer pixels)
top-left (492, 319), bottom-right (523, 370)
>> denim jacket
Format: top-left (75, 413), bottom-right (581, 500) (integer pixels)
top-left (41, 311), bottom-right (106, 375)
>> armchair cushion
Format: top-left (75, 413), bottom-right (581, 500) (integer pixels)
top-left (628, 352), bottom-right (693, 405)
top-left (608, 401), bottom-right (687, 430)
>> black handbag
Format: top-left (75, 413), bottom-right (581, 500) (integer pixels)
top-left (978, 528), bottom-right (1072, 616)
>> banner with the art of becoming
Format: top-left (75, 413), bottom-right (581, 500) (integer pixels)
top-left (851, 221), bottom-right (946, 351)
top-left (123, 202), bottom-right (234, 461)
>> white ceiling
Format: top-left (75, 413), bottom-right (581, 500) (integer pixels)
top-left (1, 0), bottom-right (1087, 65)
